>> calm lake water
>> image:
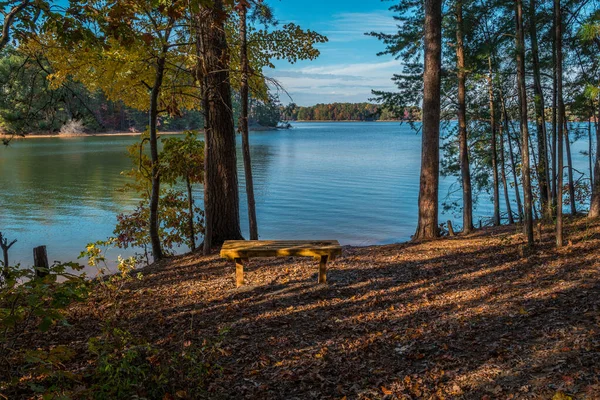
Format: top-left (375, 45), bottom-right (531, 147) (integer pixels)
top-left (0, 121), bottom-right (592, 268)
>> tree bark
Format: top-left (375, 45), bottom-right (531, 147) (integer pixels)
top-left (0, 232), bottom-right (16, 282)
top-left (194, 13), bottom-right (213, 255)
top-left (529, 0), bottom-right (552, 220)
top-left (499, 124), bottom-right (514, 224)
top-left (590, 105), bottom-right (600, 218)
top-left (501, 89), bottom-right (524, 222)
top-left (149, 54), bottom-right (166, 262)
top-left (186, 176), bottom-right (196, 251)
top-left (414, 0), bottom-right (442, 240)
top-left (588, 115), bottom-right (593, 185)
top-left (564, 120), bottom-right (576, 214)
top-left (239, 1), bottom-right (259, 240)
top-left (515, 0), bottom-right (534, 246)
top-left (487, 56), bottom-right (500, 226)
top-left (0, 0), bottom-right (30, 52)
top-left (33, 245), bottom-right (49, 278)
top-left (198, 0), bottom-right (243, 246)
top-left (456, 0), bottom-right (473, 234)
top-left (551, 27), bottom-right (558, 212)
top-left (555, 0), bottom-right (564, 246)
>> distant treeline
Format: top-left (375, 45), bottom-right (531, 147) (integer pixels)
top-left (280, 102), bottom-right (421, 121)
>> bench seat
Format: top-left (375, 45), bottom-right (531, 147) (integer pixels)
top-left (220, 240), bottom-right (342, 287)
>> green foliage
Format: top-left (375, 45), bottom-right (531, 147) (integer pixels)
top-left (88, 328), bottom-right (167, 400)
top-left (284, 102), bottom-right (407, 121)
top-left (0, 262), bottom-right (89, 353)
top-left (114, 133), bottom-right (204, 257)
top-left (250, 95), bottom-right (281, 127)
top-left (161, 131), bottom-right (204, 186)
top-left (84, 326), bottom-right (228, 399)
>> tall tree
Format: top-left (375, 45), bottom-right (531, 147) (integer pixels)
top-left (198, 0), bottom-right (244, 246)
top-left (515, 0), bottom-right (534, 246)
top-left (455, 0), bottom-right (474, 233)
top-left (555, 0), bottom-right (565, 246)
top-left (36, 0), bottom-right (197, 261)
top-left (487, 56), bottom-right (500, 226)
top-left (414, 0), bottom-right (442, 240)
top-left (528, 0), bottom-right (552, 220)
top-left (238, 0), bottom-right (258, 240)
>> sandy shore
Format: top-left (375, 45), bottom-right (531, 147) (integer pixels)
top-left (1, 126), bottom-right (278, 140)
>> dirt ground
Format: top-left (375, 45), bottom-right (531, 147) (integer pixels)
top-left (10, 216), bottom-right (600, 399)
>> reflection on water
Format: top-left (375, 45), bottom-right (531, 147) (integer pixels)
top-left (0, 122), bottom-right (592, 268)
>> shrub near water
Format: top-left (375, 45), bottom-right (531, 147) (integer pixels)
top-left (0, 262), bottom-right (90, 396)
top-left (0, 245), bottom-right (226, 399)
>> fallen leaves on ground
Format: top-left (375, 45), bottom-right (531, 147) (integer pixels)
top-left (5, 216), bottom-right (600, 399)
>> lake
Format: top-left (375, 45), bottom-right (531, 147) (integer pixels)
top-left (0, 121), bottom-right (592, 268)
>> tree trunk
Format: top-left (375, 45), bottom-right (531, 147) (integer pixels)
top-left (456, 0), bottom-right (473, 234)
top-left (487, 56), bottom-right (500, 226)
top-left (588, 115), bottom-right (593, 185)
top-left (198, 0), bottom-right (243, 246)
top-left (555, 0), bottom-right (564, 246)
top-left (551, 28), bottom-right (558, 212)
top-left (414, 0), bottom-right (442, 240)
top-left (0, 0), bottom-right (30, 52)
top-left (239, 2), bottom-right (259, 240)
top-left (499, 124), bottom-right (515, 224)
top-left (515, 0), bottom-right (534, 246)
top-left (186, 176), bottom-right (196, 251)
top-left (149, 55), bottom-right (166, 262)
top-left (33, 245), bottom-right (49, 278)
top-left (529, 0), bottom-right (552, 220)
top-left (564, 120), bottom-right (576, 214)
top-left (590, 105), bottom-right (600, 218)
top-left (501, 90), bottom-right (524, 221)
top-left (195, 14), bottom-right (213, 255)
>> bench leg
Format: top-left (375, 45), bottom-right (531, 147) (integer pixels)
top-left (318, 255), bottom-right (328, 284)
top-left (234, 258), bottom-right (245, 287)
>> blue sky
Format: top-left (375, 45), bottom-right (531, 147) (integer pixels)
top-left (266, 0), bottom-right (401, 106)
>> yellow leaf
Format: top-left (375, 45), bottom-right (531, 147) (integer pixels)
top-left (552, 392), bottom-right (573, 400)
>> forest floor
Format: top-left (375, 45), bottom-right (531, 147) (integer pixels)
top-left (9, 216), bottom-right (600, 399)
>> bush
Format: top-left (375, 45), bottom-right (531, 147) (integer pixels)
top-left (59, 119), bottom-right (86, 135)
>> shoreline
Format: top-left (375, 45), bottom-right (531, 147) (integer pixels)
top-left (0, 126), bottom-right (279, 140)
top-left (293, 119), bottom-right (406, 123)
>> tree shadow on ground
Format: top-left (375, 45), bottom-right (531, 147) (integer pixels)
top-left (28, 217), bottom-right (600, 399)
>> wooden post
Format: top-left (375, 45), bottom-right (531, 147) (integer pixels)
top-left (318, 255), bottom-right (328, 284)
top-left (447, 220), bottom-right (455, 236)
top-left (234, 258), bottom-right (244, 287)
top-left (33, 246), bottom-right (49, 278)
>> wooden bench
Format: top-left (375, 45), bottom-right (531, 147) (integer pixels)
top-left (220, 240), bottom-right (342, 287)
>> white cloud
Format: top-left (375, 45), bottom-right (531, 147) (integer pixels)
top-left (268, 60), bottom-right (403, 105)
top-left (264, 10), bottom-right (403, 105)
top-left (323, 11), bottom-right (399, 42)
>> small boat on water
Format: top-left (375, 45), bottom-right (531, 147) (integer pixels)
top-left (277, 121), bottom-right (292, 129)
